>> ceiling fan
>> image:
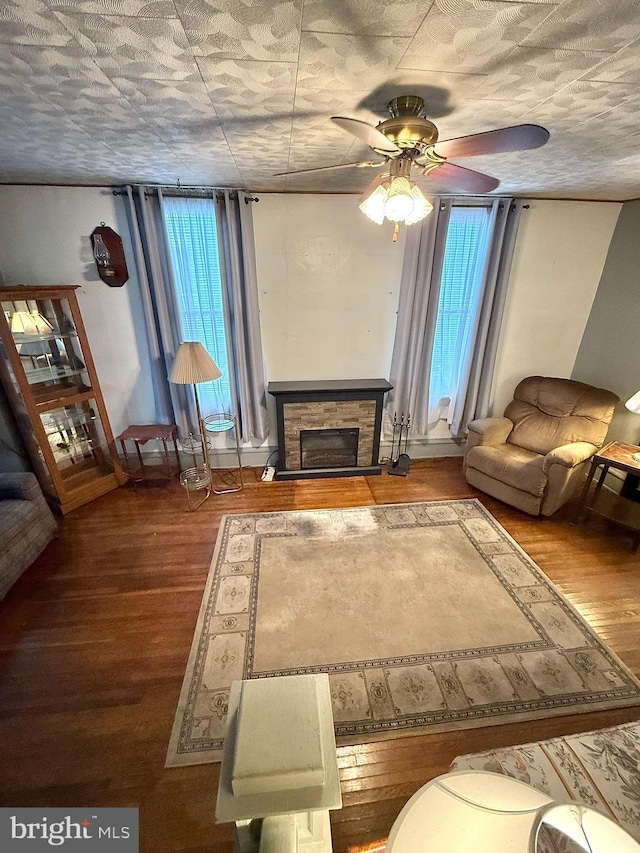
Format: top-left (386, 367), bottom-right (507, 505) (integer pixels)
top-left (275, 95), bottom-right (549, 229)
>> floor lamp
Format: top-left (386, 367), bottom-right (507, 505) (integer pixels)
top-left (169, 341), bottom-right (221, 510)
top-left (385, 771), bottom-right (640, 853)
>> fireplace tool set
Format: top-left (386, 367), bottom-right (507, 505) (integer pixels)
top-left (389, 412), bottom-right (411, 476)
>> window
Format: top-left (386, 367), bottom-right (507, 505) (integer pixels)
top-left (162, 195), bottom-right (231, 414)
top-left (429, 205), bottom-right (492, 422)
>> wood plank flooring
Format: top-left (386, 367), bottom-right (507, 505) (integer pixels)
top-left (1, 457), bottom-right (639, 853)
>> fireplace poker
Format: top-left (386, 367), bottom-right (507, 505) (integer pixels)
top-left (389, 412), bottom-right (411, 476)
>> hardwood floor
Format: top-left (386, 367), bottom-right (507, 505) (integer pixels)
top-left (1, 457), bottom-right (639, 853)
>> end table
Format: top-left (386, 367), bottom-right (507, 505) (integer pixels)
top-left (574, 440), bottom-right (640, 552)
top-left (117, 423), bottom-right (180, 490)
top-left (202, 413), bottom-right (243, 494)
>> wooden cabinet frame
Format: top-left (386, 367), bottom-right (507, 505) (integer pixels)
top-left (0, 285), bottom-right (126, 513)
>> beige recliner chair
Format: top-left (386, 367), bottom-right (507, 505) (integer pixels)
top-left (464, 376), bottom-right (619, 516)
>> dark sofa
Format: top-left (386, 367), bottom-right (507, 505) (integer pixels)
top-left (0, 472), bottom-right (57, 599)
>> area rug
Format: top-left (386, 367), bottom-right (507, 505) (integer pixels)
top-left (166, 499), bottom-right (640, 766)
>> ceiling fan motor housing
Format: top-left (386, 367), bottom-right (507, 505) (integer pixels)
top-left (374, 96), bottom-right (438, 155)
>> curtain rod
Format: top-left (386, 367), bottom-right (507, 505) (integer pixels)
top-left (112, 186), bottom-right (259, 203)
top-left (439, 202), bottom-right (530, 210)
top-left (112, 187), bottom-right (523, 209)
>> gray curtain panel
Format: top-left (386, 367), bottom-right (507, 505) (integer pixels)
top-left (125, 186), bottom-right (268, 443)
top-left (385, 200), bottom-right (452, 435)
top-left (387, 197), bottom-right (523, 438)
top-left (449, 198), bottom-right (523, 436)
top-left (215, 191), bottom-right (269, 442)
top-left (124, 185), bottom-right (190, 435)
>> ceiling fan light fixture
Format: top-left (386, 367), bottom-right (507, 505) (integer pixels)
top-left (406, 184), bottom-right (433, 225)
top-left (359, 182), bottom-right (389, 225)
top-left (360, 175), bottom-right (432, 228)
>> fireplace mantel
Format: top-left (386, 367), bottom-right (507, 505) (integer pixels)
top-left (268, 379), bottom-right (393, 480)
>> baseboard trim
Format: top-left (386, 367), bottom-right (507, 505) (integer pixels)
top-left (121, 438), bottom-right (465, 470)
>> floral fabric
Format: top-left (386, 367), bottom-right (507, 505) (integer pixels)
top-left (451, 720), bottom-right (640, 841)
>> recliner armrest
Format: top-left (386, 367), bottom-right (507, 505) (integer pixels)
top-left (466, 417), bottom-right (514, 449)
top-left (0, 472), bottom-right (42, 502)
top-left (542, 442), bottom-right (598, 474)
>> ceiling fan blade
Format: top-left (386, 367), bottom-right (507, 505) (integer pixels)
top-left (434, 124), bottom-right (550, 159)
top-left (273, 161), bottom-right (383, 178)
top-left (331, 116), bottom-right (400, 153)
top-left (424, 162), bottom-right (500, 194)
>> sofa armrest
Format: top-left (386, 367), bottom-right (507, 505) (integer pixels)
top-left (466, 417), bottom-right (514, 452)
top-left (542, 442), bottom-right (598, 474)
top-left (0, 472), bottom-right (42, 502)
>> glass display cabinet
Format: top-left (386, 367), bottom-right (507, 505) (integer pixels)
top-left (0, 285), bottom-right (126, 513)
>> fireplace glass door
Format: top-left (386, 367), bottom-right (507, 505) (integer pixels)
top-left (300, 428), bottom-right (359, 470)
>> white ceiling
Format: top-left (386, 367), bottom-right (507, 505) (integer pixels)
top-left (1, 0), bottom-right (640, 199)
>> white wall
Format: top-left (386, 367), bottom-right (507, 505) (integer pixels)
top-left (0, 186), bottom-right (156, 437)
top-left (0, 187), bottom-right (621, 460)
top-left (254, 193), bottom-right (406, 383)
top-left (491, 199), bottom-right (621, 416)
top-left (254, 195), bottom-right (621, 443)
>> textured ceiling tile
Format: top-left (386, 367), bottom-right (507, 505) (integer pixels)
top-left (372, 69), bottom-right (486, 120)
top-left (110, 76), bottom-right (216, 123)
top-left (289, 112), bottom-right (364, 151)
top-left (608, 138), bottom-right (640, 165)
top-left (167, 144), bottom-right (240, 171)
top-left (0, 0), bottom-right (637, 195)
top-left (0, 42), bottom-right (112, 82)
top-left (292, 87), bottom-right (381, 129)
top-left (583, 38), bottom-right (640, 83)
top-left (427, 97), bottom-right (531, 139)
top-left (283, 169), bottom-right (371, 191)
top-left (53, 13), bottom-right (197, 79)
top-left (178, 168), bottom-right (245, 187)
top-left (224, 134), bottom-right (290, 162)
top-left (197, 57), bottom-right (296, 118)
top-left (301, 0), bottom-right (431, 38)
top-left (399, 0), bottom-right (553, 74)
top-left (522, 0), bottom-right (640, 52)
top-left (0, 78), bottom-right (67, 116)
top-left (468, 46), bottom-right (610, 102)
top-left (45, 0), bottom-right (176, 15)
top-left (521, 80), bottom-right (639, 135)
top-left (0, 0), bottom-right (74, 46)
top-left (222, 123), bottom-right (292, 171)
top-left (223, 115), bottom-right (293, 140)
top-left (175, 0), bottom-right (302, 60)
top-left (297, 31), bottom-right (410, 91)
top-left (568, 96), bottom-right (640, 147)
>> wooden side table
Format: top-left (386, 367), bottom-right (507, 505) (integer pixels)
top-left (117, 423), bottom-right (181, 490)
top-left (574, 440), bottom-right (640, 551)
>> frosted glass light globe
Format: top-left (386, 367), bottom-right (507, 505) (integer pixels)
top-left (384, 177), bottom-right (415, 222)
top-left (359, 184), bottom-right (388, 225)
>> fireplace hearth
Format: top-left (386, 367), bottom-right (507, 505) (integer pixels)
top-left (268, 379), bottom-right (392, 480)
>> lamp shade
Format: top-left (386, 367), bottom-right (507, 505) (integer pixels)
top-left (385, 772), bottom-right (640, 853)
top-left (625, 390), bottom-right (640, 414)
top-left (169, 341), bottom-right (222, 385)
top-left (10, 310), bottom-right (53, 335)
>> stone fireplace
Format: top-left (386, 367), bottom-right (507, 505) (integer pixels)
top-left (268, 379), bottom-right (392, 480)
